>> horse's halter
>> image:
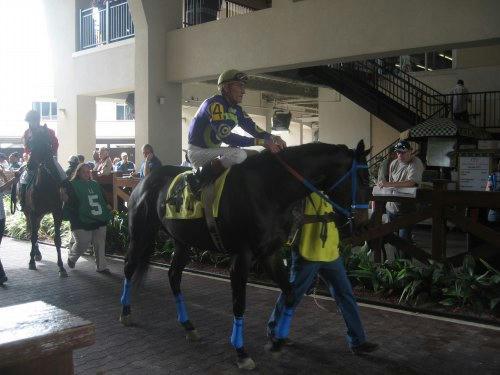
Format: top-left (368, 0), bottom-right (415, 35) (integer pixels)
top-left (275, 152), bottom-right (368, 219)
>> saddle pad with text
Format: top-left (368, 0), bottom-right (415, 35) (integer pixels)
top-left (165, 169), bottom-right (230, 220)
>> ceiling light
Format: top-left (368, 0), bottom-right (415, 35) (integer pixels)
top-left (439, 53), bottom-right (453, 61)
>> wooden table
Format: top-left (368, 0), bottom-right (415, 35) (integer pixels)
top-left (0, 301), bottom-right (95, 375)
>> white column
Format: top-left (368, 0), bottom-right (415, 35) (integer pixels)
top-left (265, 107), bottom-right (273, 133)
top-left (130, 0), bottom-right (182, 165)
top-left (318, 87), bottom-right (370, 148)
top-left (76, 96), bottom-right (96, 161)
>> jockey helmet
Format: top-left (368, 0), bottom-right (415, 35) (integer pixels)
top-left (25, 110), bottom-right (40, 123)
top-left (217, 69), bottom-right (248, 86)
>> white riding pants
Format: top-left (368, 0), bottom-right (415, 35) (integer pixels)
top-left (187, 144), bottom-right (248, 169)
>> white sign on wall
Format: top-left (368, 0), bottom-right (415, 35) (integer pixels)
top-left (459, 156), bottom-right (490, 191)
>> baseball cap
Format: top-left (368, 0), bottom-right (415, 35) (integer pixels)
top-left (121, 152), bottom-right (128, 157)
top-left (394, 140), bottom-right (411, 152)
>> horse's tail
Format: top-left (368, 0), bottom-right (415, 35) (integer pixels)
top-left (126, 166), bottom-right (186, 284)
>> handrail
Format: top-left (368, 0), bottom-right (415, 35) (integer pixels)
top-left (336, 60), bottom-right (449, 121)
top-left (79, 1), bottom-right (135, 51)
top-left (183, 0), bottom-right (257, 27)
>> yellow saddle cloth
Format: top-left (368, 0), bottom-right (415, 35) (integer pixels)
top-left (165, 169), bottom-right (230, 220)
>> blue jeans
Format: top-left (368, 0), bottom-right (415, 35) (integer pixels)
top-left (387, 211), bottom-right (412, 260)
top-left (267, 252), bottom-right (366, 348)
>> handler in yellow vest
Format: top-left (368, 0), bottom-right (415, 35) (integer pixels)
top-left (267, 192), bottom-right (379, 354)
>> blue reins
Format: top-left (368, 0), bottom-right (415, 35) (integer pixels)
top-left (275, 152), bottom-right (368, 218)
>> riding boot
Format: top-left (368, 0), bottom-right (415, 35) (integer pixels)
top-left (19, 183), bottom-right (27, 210)
top-left (187, 159), bottom-right (225, 195)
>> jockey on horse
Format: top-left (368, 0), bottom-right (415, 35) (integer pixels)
top-left (19, 110), bottom-right (66, 210)
top-left (186, 69), bottom-right (287, 192)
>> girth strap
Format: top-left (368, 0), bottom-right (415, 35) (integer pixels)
top-left (201, 183), bottom-right (226, 252)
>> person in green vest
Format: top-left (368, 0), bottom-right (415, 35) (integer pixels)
top-left (267, 192), bottom-right (379, 354)
top-left (61, 163), bottom-right (113, 273)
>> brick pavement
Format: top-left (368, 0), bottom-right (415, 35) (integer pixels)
top-left (0, 237), bottom-right (499, 375)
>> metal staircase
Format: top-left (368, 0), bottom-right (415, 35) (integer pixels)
top-left (298, 61), bottom-right (448, 132)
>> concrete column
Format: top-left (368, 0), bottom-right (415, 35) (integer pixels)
top-left (129, 0), bottom-right (182, 165)
top-left (76, 96), bottom-right (97, 160)
top-left (299, 121), bottom-right (303, 145)
top-left (265, 107), bottom-right (273, 133)
top-left (318, 87), bottom-right (370, 149)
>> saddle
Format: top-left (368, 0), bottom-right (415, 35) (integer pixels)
top-left (165, 169), bottom-right (230, 221)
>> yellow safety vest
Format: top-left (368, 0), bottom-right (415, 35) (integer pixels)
top-left (298, 192), bottom-right (340, 262)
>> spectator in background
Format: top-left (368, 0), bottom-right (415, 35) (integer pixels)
top-left (486, 160), bottom-right (500, 229)
top-left (378, 140), bottom-right (424, 259)
top-left (377, 150), bottom-right (397, 184)
top-left (22, 152), bottom-right (30, 166)
top-left (78, 155), bottom-right (85, 164)
top-left (112, 157), bottom-right (121, 171)
top-left (116, 152), bottom-right (135, 173)
top-left (133, 144), bottom-right (161, 178)
top-left (94, 147), bottom-right (112, 176)
top-left (66, 155), bottom-right (80, 178)
top-left (449, 79), bottom-right (471, 122)
top-left (0, 153), bottom-right (9, 170)
top-left (61, 163), bottom-right (112, 273)
top-left (8, 152), bottom-right (21, 170)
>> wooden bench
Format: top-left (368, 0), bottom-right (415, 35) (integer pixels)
top-left (0, 301), bottom-right (95, 375)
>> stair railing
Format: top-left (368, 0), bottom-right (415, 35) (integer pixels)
top-left (333, 60), bottom-right (448, 123)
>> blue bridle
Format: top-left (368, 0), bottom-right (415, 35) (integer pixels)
top-left (276, 152), bottom-right (369, 218)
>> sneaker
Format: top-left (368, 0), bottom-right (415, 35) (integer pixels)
top-left (67, 259), bottom-right (75, 269)
top-left (351, 341), bottom-right (379, 355)
top-left (96, 268), bottom-right (110, 274)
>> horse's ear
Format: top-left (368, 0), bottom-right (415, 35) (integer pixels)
top-left (355, 140), bottom-right (371, 159)
top-left (355, 140), bottom-right (365, 153)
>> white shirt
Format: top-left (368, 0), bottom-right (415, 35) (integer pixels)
top-left (449, 84), bottom-right (469, 113)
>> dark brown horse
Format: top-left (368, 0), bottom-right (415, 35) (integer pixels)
top-left (12, 127), bottom-right (67, 277)
top-left (120, 141), bottom-right (371, 369)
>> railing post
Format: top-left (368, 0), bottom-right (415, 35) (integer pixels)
top-left (483, 92), bottom-right (487, 128)
top-left (79, 9), bottom-right (82, 51)
top-left (105, 1), bottom-right (110, 45)
top-left (431, 183), bottom-right (447, 260)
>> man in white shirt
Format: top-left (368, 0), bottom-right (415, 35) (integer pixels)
top-left (449, 79), bottom-right (470, 122)
top-left (378, 141), bottom-right (424, 259)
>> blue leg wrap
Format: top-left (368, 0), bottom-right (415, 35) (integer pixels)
top-left (230, 316), bottom-right (244, 349)
top-left (120, 278), bottom-right (132, 306)
top-left (276, 307), bottom-right (294, 339)
top-left (175, 294), bottom-right (189, 323)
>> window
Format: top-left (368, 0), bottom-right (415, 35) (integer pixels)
top-left (116, 104), bottom-right (133, 120)
top-left (32, 101), bottom-right (57, 120)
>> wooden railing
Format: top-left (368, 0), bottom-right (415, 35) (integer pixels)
top-left (344, 182), bottom-right (500, 264)
top-left (92, 172), bottom-right (141, 211)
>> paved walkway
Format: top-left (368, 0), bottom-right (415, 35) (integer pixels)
top-left (0, 237), bottom-right (499, 375)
